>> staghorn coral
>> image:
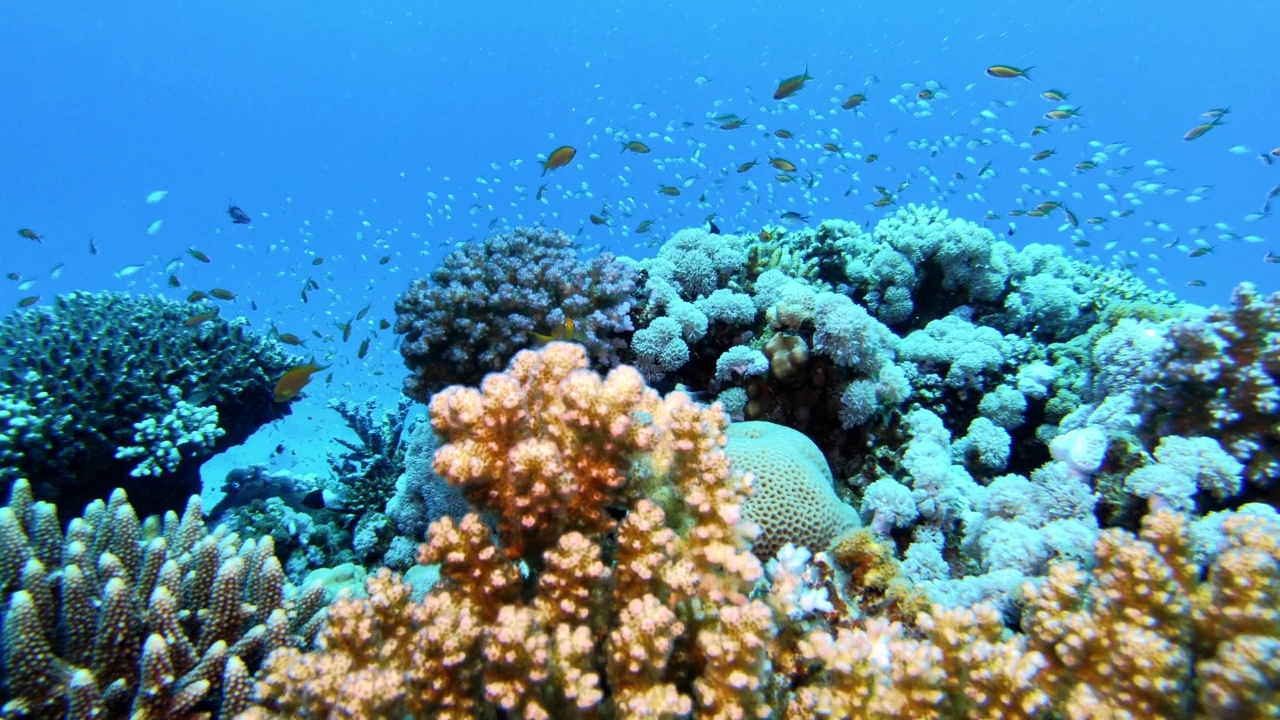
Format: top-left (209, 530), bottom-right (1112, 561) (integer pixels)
top-left (0, 479), bottom-right (327, 719)
top-left (250, 342), bottom-right (778, 718)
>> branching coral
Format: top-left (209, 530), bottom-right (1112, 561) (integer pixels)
top-left (393, 226), bottom-right (636, 399)
top-left (251, 342), bottom-right (776, 718)
top-left (1149, 282), bottom-right (1280, 487)
top-left (246, 340), bottom-right (1280, 718)
top-left (784, 509), bottom-right (1280, 718)
top-left (0, 479), bottom-right (327, 719)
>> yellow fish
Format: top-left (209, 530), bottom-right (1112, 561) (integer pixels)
top-left (273, 358), bottom-right (331, 403)
top-left (531, 317), bottom-right (586, 344)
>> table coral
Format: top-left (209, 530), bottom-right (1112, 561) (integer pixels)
top-left (0, 291), bottom-right (300, 518)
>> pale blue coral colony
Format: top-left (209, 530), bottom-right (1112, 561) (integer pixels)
top-left (2, 201), bottom-right (1279, 714)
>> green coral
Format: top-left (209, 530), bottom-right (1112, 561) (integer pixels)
top-left (0, 291), bottom-right (301, 516)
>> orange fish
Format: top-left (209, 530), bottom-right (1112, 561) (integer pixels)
top-left (273, 358), bottom-right (331, 402)
top-left (986, 65), bottom-right (1034, 80)
top-left (773, 65), bottom-right (813, 100)
top-left (541, 145), bottom-right (577, 176)
top-left (768, 156), bottom-right (797, 172)
top-left (841, 93), bottom-right (867, 110)
top-left (183, 309), bottom-right (220, 327)
top-left (1183, 121), bottom-right (1221, 142)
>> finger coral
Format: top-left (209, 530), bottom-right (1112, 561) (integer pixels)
top-left (0, 479), bottom-right (327, 719)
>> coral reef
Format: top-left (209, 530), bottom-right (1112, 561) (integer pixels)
top-left (0, 292), bottom-right (300, 517)
top-left (209, 466), bottom-right (358, 583)
top-left (249, 338), bottom-right (1280, 717)
top-left (0, 479), bottom-right (328, 718)
top-left (382, 418), bottom-right (470, 570)
top-left (393, 226), bottom-right (637, 400)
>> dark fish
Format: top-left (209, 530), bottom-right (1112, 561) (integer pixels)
top-left (89, 237), bottom-right (99, 255)
top-left (301, 488), bottom-right (357, 514)
top-left (17, 229), bottom-right (43, 243)
top-left (357, 337), bottom-right (370, 359)
top-left (709, 220), bottom-right (721, 235)
top-left (227, 202), bottom-right (252, 224)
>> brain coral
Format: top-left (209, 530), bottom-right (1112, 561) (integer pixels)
top-left (0, 292), bottom-right (299, 517)
top-left (393, 227), bottom-right (636, 400)
top-left (725, 421), bottom-right (859, 558)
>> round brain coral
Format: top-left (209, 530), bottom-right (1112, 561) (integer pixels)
top-left (725, 421), bottom-right (860, 558)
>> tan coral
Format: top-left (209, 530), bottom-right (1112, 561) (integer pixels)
top-left (430, 342), bottom-right (665, 565)
top-left (0, 481), bottom-right (325, 719)
top-left (725, 421), bottom-right (860, 559)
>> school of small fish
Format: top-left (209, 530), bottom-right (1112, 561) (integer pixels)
top-left (8, 57), bottom-right (1276, 400)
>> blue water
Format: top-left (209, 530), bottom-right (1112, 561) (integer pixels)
top-left (4, 0), bottom-right (1278, 406)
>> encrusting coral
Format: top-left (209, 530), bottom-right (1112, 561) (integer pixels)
top-left (0, 479), bottom-right (328, 719)
top-left (245, 343), bottom-right (1280, 719)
